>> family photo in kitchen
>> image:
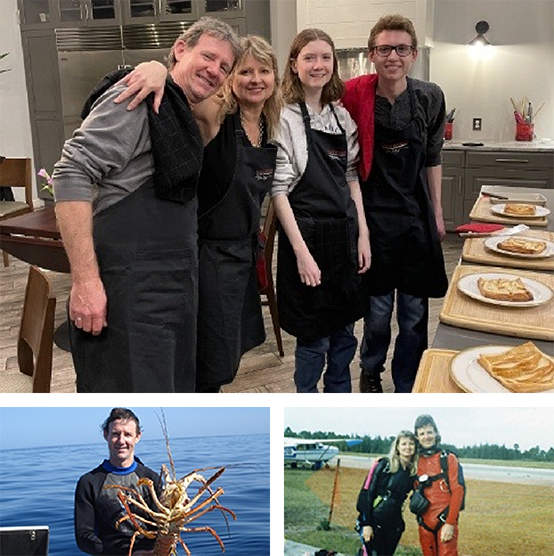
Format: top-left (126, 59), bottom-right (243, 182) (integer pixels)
top-left (0, 0), bottom-right (553, 394)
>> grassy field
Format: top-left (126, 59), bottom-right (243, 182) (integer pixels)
top-left (285, 466), bottom-right (554, 556)
top-left (337, 453), bottom-right (554, 470)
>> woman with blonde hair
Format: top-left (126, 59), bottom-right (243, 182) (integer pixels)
top-left (114, 35), bottom-right (283, 391)
top-left (271, 28), bottom-right (371, 393)
top-left (357, 431), bottom-right (418, 555)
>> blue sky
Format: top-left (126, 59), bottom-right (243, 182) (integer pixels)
top-left (0, 407), bottom-right (269, 450)
top-left (284, 407), bottom-right (554, 451)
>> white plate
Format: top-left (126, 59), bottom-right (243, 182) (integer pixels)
top-left (457, 272), bottom-right (554, 307)
top-left (490, 204), bottom-right (551, 218)
top-left (450, 345), bottom-right (554, 393)
top-left (484, 235), bottom-right (554, 259)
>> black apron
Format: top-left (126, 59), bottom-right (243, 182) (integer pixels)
top-left (196, 113), bottom-right (277, 389)
top-left (277, 102), bottom-right (367, 341)
top-left (363, 81), bottom-right (447, 298)
top-left (69, 177), bottom-right (198, 393)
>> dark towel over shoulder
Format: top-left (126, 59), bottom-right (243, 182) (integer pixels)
top-left (81, 69), bottom-right (203, 204)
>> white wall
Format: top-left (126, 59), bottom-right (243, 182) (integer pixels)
top-left (270, 0), bottom-right (298, 74)
top-left (432, 0), bottom-right (554, 142)
top-left (0, 0), bottom-right (36, 202)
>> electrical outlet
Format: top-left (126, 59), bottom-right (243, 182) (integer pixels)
top-left (473, 118), bottom-right (482, 131)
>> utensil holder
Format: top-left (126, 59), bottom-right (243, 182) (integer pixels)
top-left (444, 122), bottom-right (453, 140)
top-left (515, 122), bottom-right (534, 141)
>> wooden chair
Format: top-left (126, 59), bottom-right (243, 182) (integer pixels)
top-left (0, 157), bottom-right (34, 266)
top-left (18, 265), bottom-right (56, 392)
top-left (259, 199), bottom-right (284, 356)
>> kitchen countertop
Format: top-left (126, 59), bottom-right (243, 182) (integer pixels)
top-left (444, 140), bottom-right (554, 152)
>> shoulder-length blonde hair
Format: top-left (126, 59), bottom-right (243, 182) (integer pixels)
top-left (281, 28), bottom-right (344, 105)
top-left (217, 35), bottom-right (283, 142)
top-left (387, 430), bottom-right (418, 475)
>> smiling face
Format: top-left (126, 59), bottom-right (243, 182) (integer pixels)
top-left (171, 33), bottom-right (235, 105)
top-left (232, 53), bottom-right (275, 107)
top-left (397, 435), bottom-right (416, 461)
top-left (416, 424), bottom-right (438, 451)
top-left (292, 39), bottom-right (334, 94)
top-left (104, 419), bottom-right (141, 468)
top-left (369, 30), bottom-right (417, 84)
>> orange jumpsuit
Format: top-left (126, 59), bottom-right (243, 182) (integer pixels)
top-left (416, 452), bottom-right (464, 556)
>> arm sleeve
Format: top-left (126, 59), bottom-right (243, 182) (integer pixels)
top-left (340, 107), bottom-right (360, 183)
top-left (356, 459), bottom-right (386, 527)
top-left (424, 84), bottom-right (446, 168)
top-left (53, 85), bottom-right (150, 202)
top-left (270, 114), bottom-right (302, 198)
top-left (445, 454), bottom-right (464, 525)
top-left (74, 476), bottom-right (104, 555)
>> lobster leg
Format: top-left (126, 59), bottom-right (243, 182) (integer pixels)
top-left (181, 526), bottom-right (226, 551)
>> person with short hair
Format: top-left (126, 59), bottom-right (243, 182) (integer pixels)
top-left (74, 408), bottom-right (161, 555)
top-left (53, 18), bottom-right (240, 392)
top-left (342, 14), bottom-right (448, 393)
top-left (414, 415), bottom-right (464, 556)
top-left (357, 430), bottom-right (418, 556)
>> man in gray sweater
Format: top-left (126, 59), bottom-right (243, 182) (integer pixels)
top-left (53, 18), bottom-right (239, 392)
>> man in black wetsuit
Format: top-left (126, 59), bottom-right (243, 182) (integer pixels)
top-left (74, 408), bottom-right (161, 555)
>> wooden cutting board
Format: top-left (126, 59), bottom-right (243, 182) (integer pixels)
top-left (412, 349), bottom-right (463, 393)
top-left (440, 264), bottom-right (554, 340)
top-left (469, 196), bottom-right (548, 227)
top-left (462, 230), bottom-right (554, 271)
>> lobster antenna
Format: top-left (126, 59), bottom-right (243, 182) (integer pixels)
top-left (157, 409), bottom-right (176, 480)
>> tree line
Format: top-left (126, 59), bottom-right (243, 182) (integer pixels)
top-left (284, 427), bottom-right (554, 462)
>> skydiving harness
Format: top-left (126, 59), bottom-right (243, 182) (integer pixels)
top-left (413, 450), bottom-right (466, 533)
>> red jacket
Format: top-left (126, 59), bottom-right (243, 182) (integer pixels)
top-left (417, 451), bottom-right (464, 528)
top-left (342, 74), bottom-right (378, 181)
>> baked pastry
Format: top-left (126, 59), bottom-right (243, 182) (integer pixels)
top-left (497, 237), bottom-right (547, 255)
top-left (477, 277), bottom-right (533, 302)
top-left (504, 203), bottom-right (536, 216)
top-left (478, 342), bottom-right (554, 392)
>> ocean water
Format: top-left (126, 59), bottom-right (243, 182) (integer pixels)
top-left (0, 433), bottom-right (269, 556)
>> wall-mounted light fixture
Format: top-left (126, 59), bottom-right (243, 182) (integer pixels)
top-left (469, 21), bottom-right (491, 47)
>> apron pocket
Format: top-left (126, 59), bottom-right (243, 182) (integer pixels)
top-left (131, 248), bottom-right (193, 326)
top-left (312, 217), bottom-right (350, 270)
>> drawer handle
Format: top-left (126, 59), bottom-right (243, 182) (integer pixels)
top-left (495, 158), bottom-right (530, 164)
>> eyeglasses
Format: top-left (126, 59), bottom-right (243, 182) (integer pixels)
top-left (372, 45), bottom-right (415, 57)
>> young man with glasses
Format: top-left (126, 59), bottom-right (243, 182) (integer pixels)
top-left (343, 14), bottom-right (448, 393)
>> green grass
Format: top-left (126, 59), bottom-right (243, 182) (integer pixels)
top-left (285, 468), bottom-right (421, 556)
top-left (285, 466), bottom-right (554, 556)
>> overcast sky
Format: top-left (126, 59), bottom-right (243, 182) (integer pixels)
top-left (284, 407), bottom-right (554, 451)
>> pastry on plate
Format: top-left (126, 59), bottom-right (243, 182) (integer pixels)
top-left (504, 203), bottom-right (536, 216)
top-left (497, 237), bottom-right (547, 255)
top-left (477, 276), bottom-right (533, 302)
top-left (478, 342), bottom-right (554, 392)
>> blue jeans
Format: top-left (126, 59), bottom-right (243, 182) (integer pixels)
top-left (360, 292), bottom-right (428, 393)
top-left (295, 324), bottom-right (357, 393)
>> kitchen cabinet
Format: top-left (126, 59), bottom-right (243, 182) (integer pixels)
top-left (441, 147), bottom-right (554, 230)
top-left (441, 151), bottom-right (464, 231)
top-left (18, 0), bottom-right (121, 28)
top-left (57, 0), bottom-right (121, 26)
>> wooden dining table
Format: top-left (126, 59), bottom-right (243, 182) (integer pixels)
top-left (0, 206), bottom-right (69, 272)
top-left (1, 206), bottom-right (71, 351)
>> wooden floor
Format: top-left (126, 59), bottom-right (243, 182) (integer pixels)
top-left (0, 234), bottom-right (464, 393)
